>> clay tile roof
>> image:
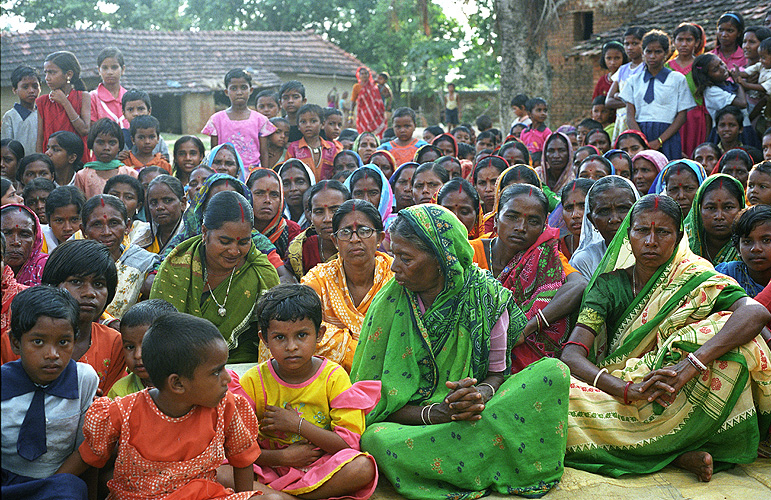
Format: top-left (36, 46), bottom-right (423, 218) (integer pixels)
top-left (1, 29), bottom-right (365, 94)
top-left (567, 0), bottom-right (771, 58)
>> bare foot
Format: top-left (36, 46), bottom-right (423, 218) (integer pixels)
top-left (674, 450), bottom-right (713, 482)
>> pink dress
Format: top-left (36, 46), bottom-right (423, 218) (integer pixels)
top-left (91, 84), bottom-right (128, 128)
top-left (201, 110), bottom-right (276, 169)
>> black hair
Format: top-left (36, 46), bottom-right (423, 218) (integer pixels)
top-left (450, 126), bottom-right (471, 137)
top-left (143, 312), bottom-right (225, 386)
top-left (592, 95), bottom-right (606, 106)
top-left (599, 41), bottom-right (628, 70)
top-left (1, 138), bottom-right (25, 161)
top-left (701, 176), bottom-right (744, 207)
top-left (388, 212), bottom-right (434, 256)
top-left (333, 150), bottom-right (360, 170)
top-left (129, 114), bottom-right (160, 137)
top-left (104, 174), bottom-right (144, 214)
top-left (475, 115), bottom-right (493, 131)
top-left (297, 103), bottom-right (324, 122)
top-left (23, 177), bottom-right (55, 200)
top-left (436, 155), bottom-right (462, 175)
top-left (663, 161), bottom-right (699, 185)
top-left (437, 177), bottom-right (480, 214)
top-left (256, 89), bottom-right (279, 104)
top-left (97, 47), bottom-right (124, 68)
top-left (389, 162), bottom-right (418, 188)
top-left (203, 190), bottom-right (254, 229)
top-left (246, 168), bottom-right (277, 189)
top-left (48, 131), bottom-right (84, 170)
top-left (630, 194), bottom-right (684, 242)
top-left (138, 166), bottom-right (165, 185)
top-left (615, 130), bottom-right (648, 148)
top-left (331, 170), bottom-right (351, 182)
top-left (733, 205), bottom-right (771, 250)
top-left (457, 142), bottom-right (475, 160)
top-left (672, 23), bottom-right (706, 54)
top-left (760, 37), bottom-right (771, 55)
top-left (41, 239), bottom-right (119, 306)
top-left (0, 231), bottom-right (4, 256)
top-left (392, 107), bottom-right (417, 125)
top-left (560, 178), bottom-right (595, 205)
top-left (745, 146), bottom-right (763, 165)
top-left (269, 117), bottom-right (290, 129)
top-left (642, 29), bottom-right (671, 53)
top-left (752, 160), bottom-right (771, 177)
top-left (121, 88), bottom-right (151, 111)
top-left (525, 97), bottom-right (547, 113)
top-left (578, 154), bottom-right (613, 176)
top-left (16, 153), bottom-right (54, 184)
top-left (45, 185), bottom-right (86, 221)
top-left (323, 107), bottom-right (343, 121)
top-left (498, 140), bottom-right (531, 165)
top-left (306, 180), bottom-right (351, 210)
top-left (716, 12), bottom-right (745, 49)
top-left (415, 145), bottom-right (443, 163)
top-left (172, 135), bottom-right (205, 178)
top-left (498, 183), bottom-right (549, 218)
top-left (588, 175), bottom-right (637, 212)
top-left (224, 68), bottom-right (252, 87)
top-left (715, 105), bottom-right (744, 130)
top-left (425, 125), bottom-right (445, 137)
top-left (473, 156), bottom-right (508, 183)
top-left (412, 162), bottom-right (449, 186)
top-left (605, 149), bottom-right (633, 170)
top-left (501, 164), bottom-right (541, 189)
top-left (586, 128), bottom-right (612, 146)
top-left (1, 178), bottom-right (14, 199)
top-left (332, 199), bottom-right (383, 233)
top-left (477, 130), bottom-right (496, 144)
top-left (745, 26), bottom-right (771, 43)
top-left (339, 128), bottom-right (359, 143)
top-left (578, 118), bottom-right (602, 131)
top-left (88, 118), bottom-right (124, 151)
top-left (146, 174), bottom-right (185, 205)
top-left (349, 167), bottom-right (383, 193)
top-left (279, 80), bottom-right (306, 99)
top-left (44, 51), bottom-right (85, 91)
top-left (692, 54), bottom-right (721, 98)
top-left (82, 194), bottom-right (128, 227)
top-left (255, 283), bottom-right (322, 341)
top-left (624, 26), bottom-right (647, 40)
top-left (10, 65), bottom-right (40, 88)
top-left (10, 285), bottom-right (80, 342)
top-left (510, 93), bottom-right (529, 108)
top-left (718, 148), bottom-right (753, 173)
top-left (121, 299), bottom-right (177, 330)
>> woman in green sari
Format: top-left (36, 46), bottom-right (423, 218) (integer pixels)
top-left (561, 194), bottom-right (771, 482)
top-left (351, 204), bottom-right (570, 500)
top-left (149, 191), bottom-right (280, 362)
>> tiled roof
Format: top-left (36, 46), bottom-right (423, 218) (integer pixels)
top-left (1, 29), bottom-right (365, 94)
top-left (568, 0), bottom-right (771, 57)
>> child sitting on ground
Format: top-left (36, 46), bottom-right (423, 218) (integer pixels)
top-left (239, 284), bottom-right (379, 499)
top-left (2, 65), bottom-right (40, 156)
top-left (56, 312), bottom-right (268, 499)
top-left (377, 107), bottom-right (427, 167)
top-left (73, 118), bottom-right (137, 198)
top-left (287, 104), bottom-right (338, 181)
top-left (118, 89), bottom-right (169, 161)
top-left (2, 286), bottom-right (98, 499)
top-left (519, 97), bottom-right (552, 153)
top-left (121, 115), bottom-right (171, 173)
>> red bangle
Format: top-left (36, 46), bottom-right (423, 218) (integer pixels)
top-left (564, 341), bottom-right (590, 356)
top-left (624, 381), bottom-right (633, 405)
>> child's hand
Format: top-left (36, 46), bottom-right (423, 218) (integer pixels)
top-left (261, 404), bottom-right (302, 434)
top-left (116, 150), bottom-right (130, 161)
top-left (280, 441), bottom-right (323, 467)
top-left (729, 69), bottom-right (744, 84)
top-left (49, 89), bottom-right (69, 106)
top-left (161, 153), bottom-right (170, 162)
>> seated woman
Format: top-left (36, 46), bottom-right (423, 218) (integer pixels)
top-left (412, 162), bottom-right (449, 206)
top-left (296, 199), bottom-right (393, 372)
top-left (538, 131), bottom-right (575, 205)
top-left (431, 133), bottom-right (459, 158)
top-left (603, 149), bottom-right (633, 179)
top-left (437, 178), bottom-right (484, 239)
top-left (631, 149), bottom-right (667, 195)
top-left (613, 129), bottom-right (648, 158)
top-left (586, 128), bottom-right (612, 154)
top-left (474, 155), bottom-right (509, 216)
top-left (569, 175), bottom-right (639, 280)
top-left (344, 163), bottom-right (396, 230)
top-left (572, 145), bottom-right (599, 175)
top-left (332, 149), bottom-right (363, 179)
top-left (354, 131), bottom-right (379, 164)
top-left (650, 159), bottom-right (707, 218)
top-left (150, 191), bottom-right (280, 363)
top-left (279, 159), bottom-right (316, 229)
top-left (435, 155), bottom-right (462, 179)
top-left (716, 205), bottom-right (771, 296)
top-left (712, 148), bottom-right (753, 188)
top-left (247, 168), bottom-right (301, 260)
top-left (0, 204), bottom-right (48, 285)
top-left (131, 175), bottom-right (186, 255)
top-left (498, 140), bottom-right (531, 169)
top-left (561, 194), bottom-right (771, 481)
top-left (577, 154), bottom-right (612, 181)
top-left (82, 194), bottom-right (159, 318)
top-left (414, 144), bottom-right (442, 164)
top-left (482, 164), bottom-right (542, 236)
top-left (685, 174), bottom-right (745, 265)
top-left (389, 162), bottom-right (418, 213)
top-left (208, 142), bottom-right (247, 182)
top-left (286, 180), bottom-right (351, 280)
top-left (369, 150), bottom-right (396, 180)
top-left (1, 232), bottom-right (27, 363)
top-left (559, 179), bottom-right (595, 260)
top-left (351, 204), bottom-right (570, 499)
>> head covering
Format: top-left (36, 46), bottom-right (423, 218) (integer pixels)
top-left (352, 132), bottom-right (380, 162)
top-left (650, 159), bottom-right (707, 195)
top-left (684, 174), bottom-right (745, 264)
top-left (612, 129), bottom-right (649, 150)
top-left (413, 144), bottom-right (442, 163)
top-left (344, 164), bottom-right (397, 229)
top-left (556, 125), bottom-right (577, 135)
top-left (354, 67), bottom-right (387, 137)
top-left (208, 143), bottom-right (247, 182)
top-left (388, 161), bottom-right (419, 189)
top-left (253, 168), bottom-right (290, 246)
top-left (334, 149), bottom-right (364, 170)
top-left (538, 132), bottom-right (575, 192)
top-left (180, 173), bottom-right (252, 241)
top-left (431, 133), bottom-right (459, 157)
top-left (602, 149), bottom-right (632, 175)
top-left (1, 204), bottom-right (48, 286)
top-left (631, 150), bottom-right (669, 194)
top-left (369, 150), bottom-right (397, 177)
top-left (278, 159), bottom-right (317, 226)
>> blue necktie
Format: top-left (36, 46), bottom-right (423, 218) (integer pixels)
top-left (17, 388), bottom-right (47, 461)
top-left (644, 77), bottom-right (656, 104)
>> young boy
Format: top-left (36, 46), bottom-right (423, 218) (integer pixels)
top-left (1, 65), bottom-right (40, 157)
top-left (41, 185), bottom-right (85, 254)
top-left (286, 104), bottom-right (338, 181)
top-left (322, 107), bottom-right (344, 151)
top-left (1, 286), bottom-right (98, 499)
top-left (118, 89), bottom-right (169, 161)
top-left (376, 72), bottom-right (393, 121)
top-left (475, 114), bottom-right (493, 133)
top-left (518, 97), bottom-right (551, 153)
top-left (57, 312), bottom-right (265, 499)
top-left (40, 239), bottom-right (125, 394)
top-left (121, 115), bottom-right (171, 172)
top-left (509, 93), bottom-right (531, 133)
top-left (591, 96), bottom-right (615, 137)
top-left (202, 68), bottom-right (276, 171)
top-left (739, 38), bottom-right (771, 120)
top-left (576, 118), bottom-right (603, 147)
top-left (107, 299), bottom-right (176, 398)
top-left (377, 107), bottom-right (427, 167)
top-left (22, 177), bottom-right (55, 225)
top-left (279, 80), bottom-right (307, 143)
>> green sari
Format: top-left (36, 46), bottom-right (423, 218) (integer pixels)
top-left (149, 234), bottom-right (280, 363)
top-left (351, 204), bottom-right (570, 500)
top-left (684, 174), bottom-right (744, 265)
top-left (566, 200), bottom-right (771, 477)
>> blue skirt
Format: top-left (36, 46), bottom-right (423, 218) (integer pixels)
top-left (639, 121), bottom-right (682, 160)
top-left (1, 469), bottom-right (87, 500)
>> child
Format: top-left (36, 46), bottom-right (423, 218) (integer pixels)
top-left (23, 177), bottom-right (55, 224)
top-left (16, 153), bottom-right (55, 188)
top-left (202, 68), bottom-right (276, 171)
top-left (90, 47), bottom-right (128, 128)
top-left (286, 104), bottom-right (338, 181)
top-left (1, 138), bottom-right (25, 181)
top-left (107, 299), bottom-right (177, 398)
top-left (606, 27), bottom-right (647, 141)
top-left (738, 37), bottom-right (771, 116)
top-left (444, 83), bottom-right (460, 129)
top-left (765, 127), bottom-right (771, 161)
top-left (712, 11), bottom-right (746, 70)
top-left (57, 312), bottom-right (266, 499)
top-left (41, 239), bottom-right (126, 394)
top-left (451, 125), bottom-right (472, 145)
top-left (2, 65), bottom-right (40, 156)
top-left (121, 115), bottom-right (172, 172)
top-left (593, 41), bottom-right (627, 100)
top-left (265, 117), bottom-right (289, 170)
top-left (255, 90), bottom-right (280, 119)
top-left (748, 160), bottom-right (771, 206)
top-left (41, 185), bottom-right (85, 253)
top-left (377, 107), bottom-right (427, 167)
top-left (475, 114), bottom-right (492, 133)
top-left (519, 97), bottom-right (552, 153)
top-left (340, 91), bottom-right (352, 127)
top-left (376, 72), bottom-right (394, 121)
top-left (510, 122), bottom-right (527, 140)
top-left (621, 30), bottom-right (695, 159)
top-left (118, 88), bottom-right (169, 160)
top-left (716, 205), bottom-right (771, 296)
top-left (322, 107), bottom-right (344, 151)
top-left (1, 286), bottom-right (98, 499)
top-left (509, 93), bottom-right (531, 132)
top-left (279, 80), bottom-right (307, 143)
top-left (476, 130), bottom-right (496, 152)
top-left (35, 51), bottom-right (90, 156)
top-left (712, 106), bottom-right (747, 152)
top-left (45, 130), bottom-right (84, 186)
top-left (171, 135), bottom-right (205, 186)
top-left (240, 284), bottom-right (379, 499)
top-left (104, 174), bottom-right (146, 230)
top-left (74, 118), bottom-right (137, 198)
top-left (591, 96), bottom-right (614, 136)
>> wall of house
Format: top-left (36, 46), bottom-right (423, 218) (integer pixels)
top-left (179, 93), bottom-right (215, 135)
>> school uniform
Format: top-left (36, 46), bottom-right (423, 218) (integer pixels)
top-left (1, 104), bottom-right (38, 156)
top-left (703, 84), bottom-right (759, 148)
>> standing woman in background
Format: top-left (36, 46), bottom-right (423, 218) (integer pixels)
top-left (351, 67), bottom-right (386, 138)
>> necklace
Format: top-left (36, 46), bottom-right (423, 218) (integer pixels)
top-left (632, 265), bottom-right (639, 296)
top-left (206, 266), bottom-right (236, 317)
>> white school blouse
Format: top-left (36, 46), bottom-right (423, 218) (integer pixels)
top-left (619, 68), bottom-right (696, 124)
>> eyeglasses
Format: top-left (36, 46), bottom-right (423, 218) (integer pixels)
top-left (334, 226), bottom-right (376, 240)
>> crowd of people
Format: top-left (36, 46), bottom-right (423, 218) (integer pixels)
top-left (2, 8), bottom-right (771, 500)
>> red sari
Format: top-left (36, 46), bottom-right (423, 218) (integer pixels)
top-left (1, 266), bottom-right (27, 364)
top-left (353, 68), bottom-right (386, 138)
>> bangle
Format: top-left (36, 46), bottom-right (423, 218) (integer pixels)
top-left (657, 137), bottom-right (663, 146)
top-left (426, 403), bottom-right (438, 425)
top-left (687, 352), bottom-right (708, 373)
top-left (624, 381), bottom-right (633, 405)
top-left (537, 309), bottom-right (550, 328)
top-left (298, 418), bottom-right (304, 435)
top-left (592, 368), bottom-right (608, 388)
top-left (534, 313), bottom-right (542, 332)
top-left (421, 405), bottom-right (428, 425)
top-left (478, 382), bottom-right (496, 399)
top-left (564, 341), bottom-right (590, 356)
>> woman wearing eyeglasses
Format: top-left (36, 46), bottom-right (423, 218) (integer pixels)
top-left (298, 199), bottom-right (393, 372)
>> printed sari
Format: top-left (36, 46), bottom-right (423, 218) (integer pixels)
top-left (351, 205), bottom-right (569, 500)
top-left (2, 204), bottom-right (48, 286)
top-left (353, 68), bottom-right (386, 138)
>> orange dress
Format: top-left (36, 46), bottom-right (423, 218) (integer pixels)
top-left (122, 152), bottom-right (172, 173)
top-left (78, 323), bottom-right (126, 394)
top-left (79, 390), bottom-right (263, 500)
